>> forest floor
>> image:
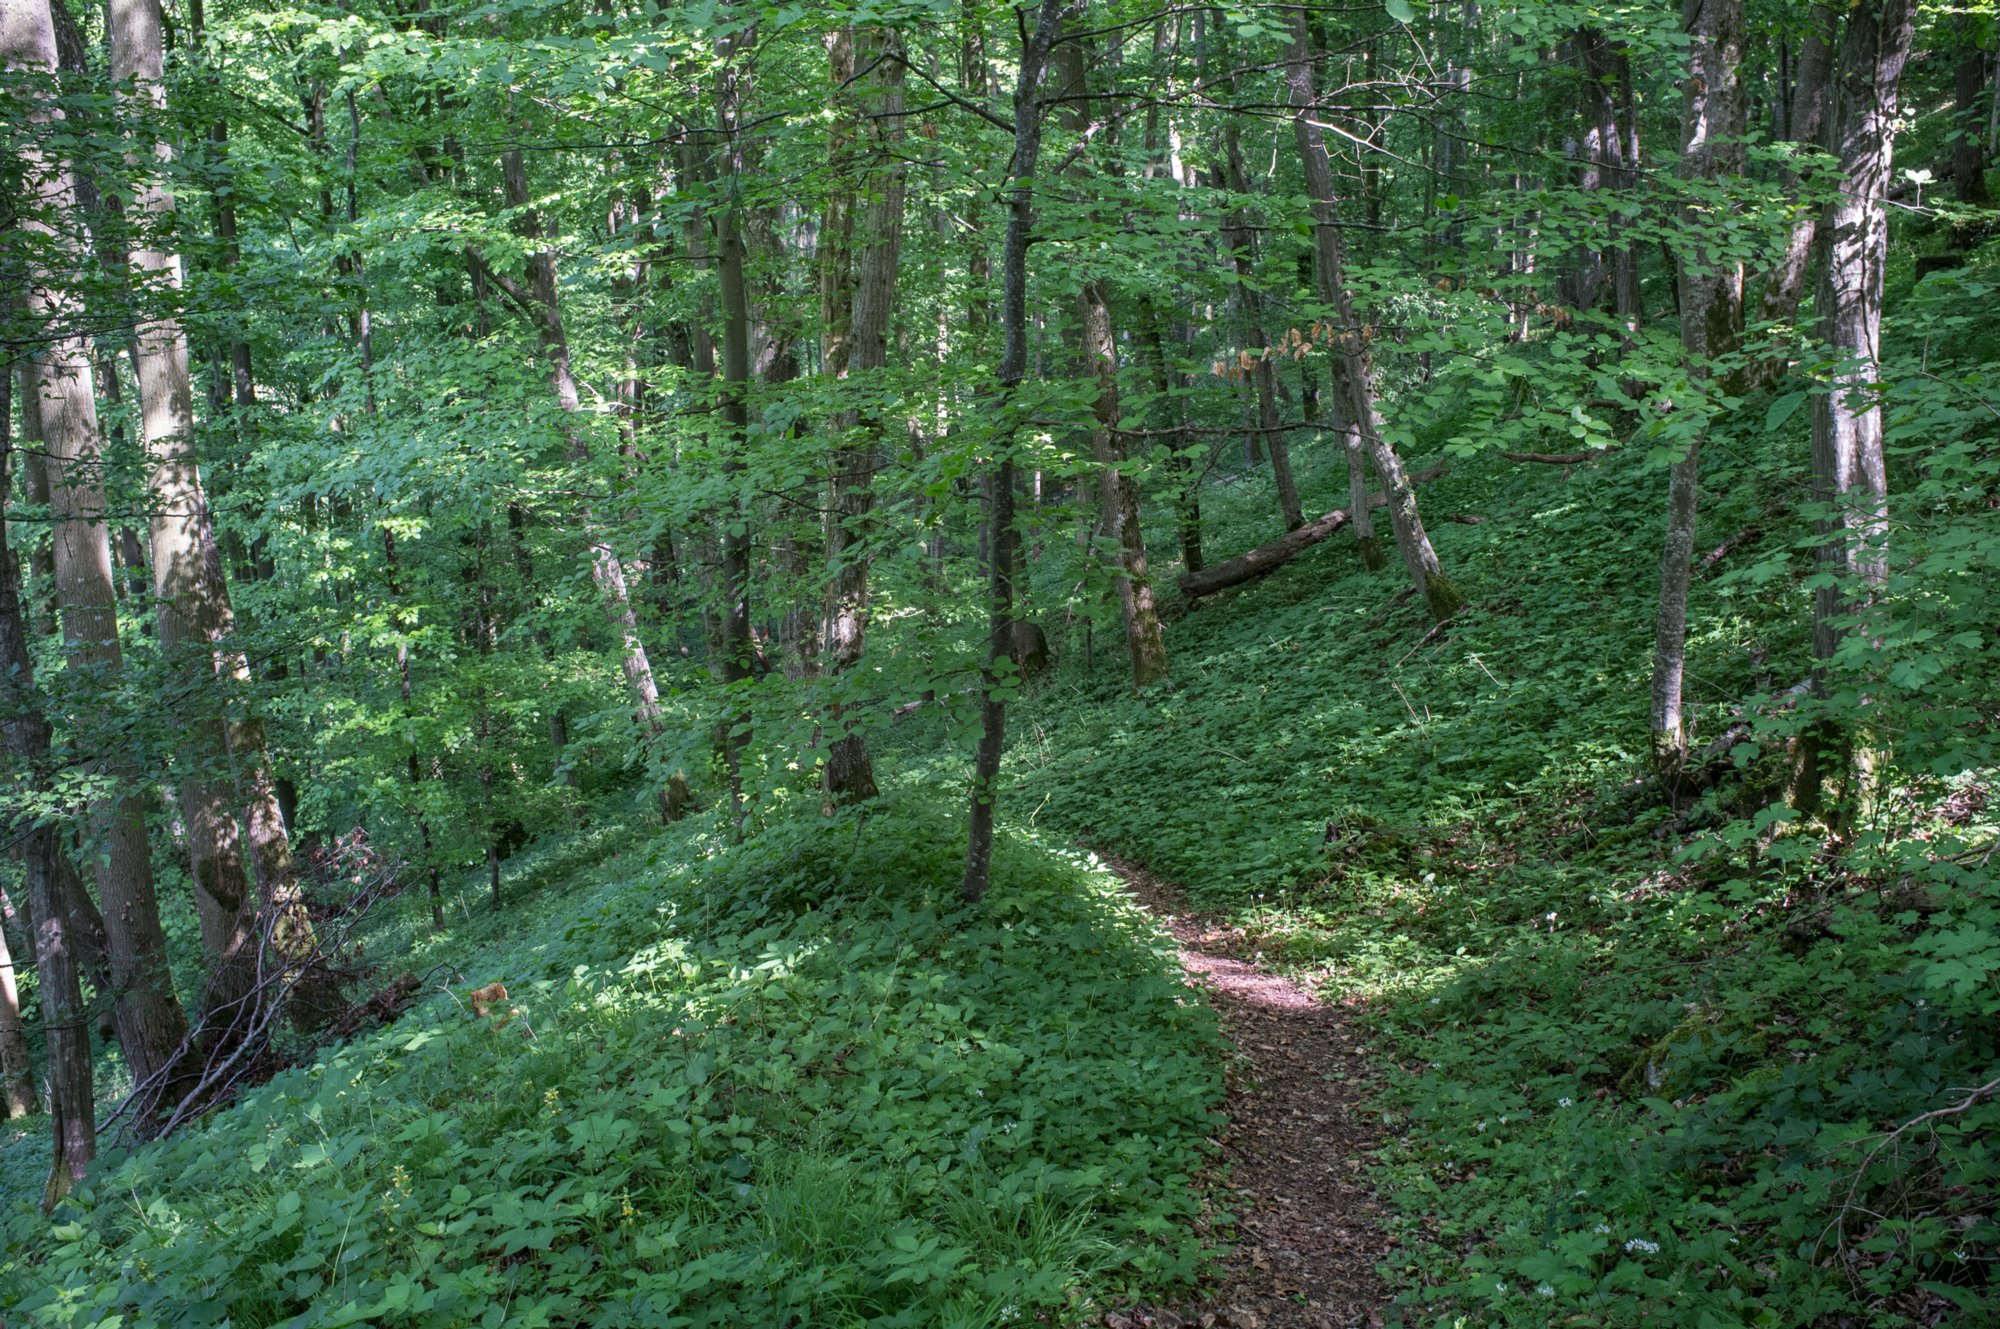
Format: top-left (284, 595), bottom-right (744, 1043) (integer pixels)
top-left (1103, 854), bottom-right (1392, 1329)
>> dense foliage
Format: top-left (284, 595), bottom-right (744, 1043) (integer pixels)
top-left (1, 0), bottom-right (1997, 1324)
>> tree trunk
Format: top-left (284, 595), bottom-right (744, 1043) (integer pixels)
top-left (1955, 23), bottom-right (1990, 205)
top-left (1078, 279), bottom-right (1169, 685)
top-left (1652, 0), bottom-right (1746, 782)
top-left (964, 0), bottom-right (1066, 906)
top-left (1804, 0), bottom-right (1916, 813)
top-left (1287, 14), bottom-right (1463, 621)
top-left (0, 885), bottom-right (34, 1119)
top-left (479, 147), bottom-right (681, 824)
top-left (110, 0), bottom-right (317, 1033)
top-left (1327, 370), bottom-right (1386, 570)
top-left (822, 26), bottom-right (909, 803)
top-left (1215, 103), bottom-right (1303, 530)
top-left (712, 34), bottom-right (757, 819)
top-left (0, 371), bottom-right (92, 1200)
top-left (8, 0), bottom-right (193, 1116)
top-left (1758, 3), bottom-right (1837, 335)
top-left (1137, 303), bottom-right (1204, 575)
top-left (0, 374), bottom-right (36, 1119)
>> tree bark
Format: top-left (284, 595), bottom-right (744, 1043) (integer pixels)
top-left (1287, 14), bottom-right (1463, 621)
top-left (1804, 0), bottom-right (1916, 813)
top-left (1216, 118), bottom-right (1303, 530)
top-left (0, 369), bottom-right (92, 1199)
top-left (7, 0), bottom-right (193, 1116)
top-left (1758, 3), bottom-right (1837, 333)
top-left (109, 0), bottom-right (316, 1033)
top-left (964, 0), bottom-right (1067, 905)
top-left (1955, 22), bottom-right (1990, 205)
top-left (822, 26), bottom-right (909, 802)
top-left (1326, 368), bottom-right (1386, 569)
top-left (0, 372), bottom-right (35, 1121)
top-left (1079, 279), bottom-right (1169, 686)
top-left (1652, 0), bottom-right (1746, 781)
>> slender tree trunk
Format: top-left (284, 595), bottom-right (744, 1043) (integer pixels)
top-left (1051, 42), bottom-right (1169, 685)
top-left (1078, 280), bottom-right (1169, 685)
top-left (0, 888), bottom-right (33, 1118)
top-left (1804, 0), bottom-right (1916, 814)
top-left (0, 373), bottom-right (92, 1200)
top-left (478, 148), bottom-right (682, 824)
top-left (964, 0), bottom-right (1067, 905)
top-left (1138, 303), bottom-right (1204, 575)
top-left (1652, 0), bottom-right (1746, 783)
top-left (1574, 27), bottom-right (1644, 328)
top-left (822, 26), bottom-right (909, 803)
top-left (0, 371), bottom-right (35, 1121)
top-left (1954, 22), bottom-right (1990, 205)
top-left (1287, 14), bottom-right (1463, 620)
top-left (1328, 373), bottom-right (1386, 569)
top-left (712, 34), bottom-right (758, 818)
top-left (1216, 120), bottom-right (1304, 532)
top-left (1758, 3), bottom-right (1837, 336)
top-left (8, 0), bottom-right (193, 1113)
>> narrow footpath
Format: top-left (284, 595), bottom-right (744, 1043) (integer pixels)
top-left (1105, 855), bottom-right (1394, 1329)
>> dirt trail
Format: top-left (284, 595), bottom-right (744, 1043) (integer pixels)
top-left (1104, 855), bottom-right (1393, 1329)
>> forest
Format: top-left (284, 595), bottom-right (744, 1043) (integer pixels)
top-left (0, 0), bottom-right (1997, 1323)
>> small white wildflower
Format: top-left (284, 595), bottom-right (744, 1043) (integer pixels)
top-left (1493, 1280), bottom-right (1507, 1293)
top-left (1624, 1237), bottom-right (1660, 1255)
top-left (1498, 1115), bottom-right (1509, 1125)
top-left (1430, 997), bottom-right (1442, 1005)
top-left (1558, 1097), bottom-right (1574, 1108)
top-left (1593, 1224), bottom-right (1612, 1235)
top-left (1475, 1120), bottom-right (1488, 1133)
top-left (999, 1307), bottom-right (1021, 1323)
top-left (1536, 1284), bottom-right (1556, 1298)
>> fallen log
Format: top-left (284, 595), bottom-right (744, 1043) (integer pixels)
top-left (1500, 449), bottom-right (1606, 465)
top-left (1179, 465), bottom-right (1444, 599)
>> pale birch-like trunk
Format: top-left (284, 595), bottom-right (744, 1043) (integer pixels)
top-left (1804, 0), bottom-right (1916, 812)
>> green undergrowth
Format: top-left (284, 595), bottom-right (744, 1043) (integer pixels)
top-left (1, 802), bottom-right (1224, 1328)
top-left (1011, 419), bottom-right (2000, 1325)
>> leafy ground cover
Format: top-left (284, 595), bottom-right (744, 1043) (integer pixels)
top-left (1009, 388), bottom-right (2000, 1325)
top-left (1, 803), bottom-right (1224, 1328)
